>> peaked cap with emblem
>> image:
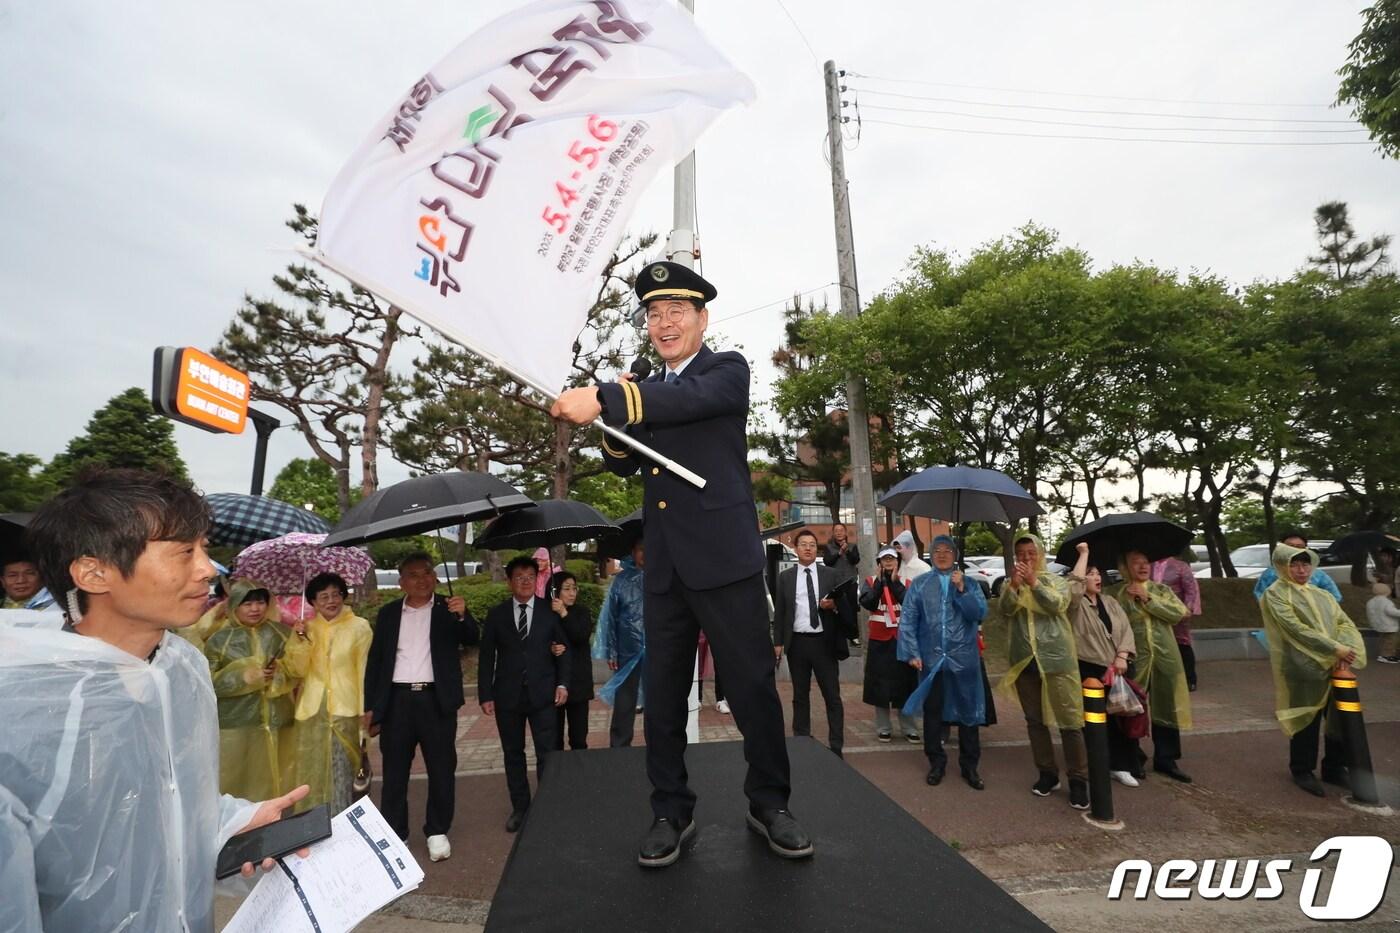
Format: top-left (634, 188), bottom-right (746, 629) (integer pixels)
top-left (634, 260), bottom-right (718, 305)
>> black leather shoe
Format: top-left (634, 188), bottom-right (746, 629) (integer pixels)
top-left (1293, 772), bottom-right (1325, 797)
top-left (505, 810), bottom-right (527, 833)
top-left (1321, 768), bottom-right (1350, 788)
top-left (1154, 764), bottom-right (1193, 784)
top-left (962, 769), bottom-right (984, 791)
top-left (926, 763), bottom-right (945, 786)
top-left (746, 807), bottom-right (814, 859)
top-left (637, 817), bottom-right (695, 869)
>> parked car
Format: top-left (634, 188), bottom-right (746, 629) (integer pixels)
top-left (1192, 541), bottom-right (1364, 584)
top-left (434, 561), bottom-right (481, 581)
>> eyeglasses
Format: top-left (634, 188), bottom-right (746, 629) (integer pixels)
top-left (645, 302), bottom-right (694, 325)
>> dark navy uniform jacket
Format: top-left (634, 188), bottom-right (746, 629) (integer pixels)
top-left (598, 344), bottom-right (764, 595)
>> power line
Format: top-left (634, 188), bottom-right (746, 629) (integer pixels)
top-left (849, 86), bottom-right (1358, 124)
top-left (861, 103), bottom-right (1366, 135)
top-left (862, 118), bottom-right (1376, 146)
top-left (770, 0), bottom-right (821, 68)
top-left (711, 283), bottom-right (839, 325)
top-left (846, 70), bottom-right (1335, 110)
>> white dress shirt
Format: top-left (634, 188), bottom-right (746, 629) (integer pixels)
top-left (392, 598), bottom-right (435, 683)
top-left (792, 563), bottom-right (823, 634)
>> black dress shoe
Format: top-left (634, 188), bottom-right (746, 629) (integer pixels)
top-left (1293, 772), bottom-right (1325, 797)
top-left (1154, 764), bottom-right (1193, 784)
top-left (746, 807), bottom-right (814, 859)
top-left (637, 817), bottom-right (695, 869)
top-left (505, 810), bottom-right (527, 833)
top-left (926, 764), bottom-right (945, 786)
top-left (962, 769), bottom-right (984, 791)
top-left (1321, 768), bottom-right (1350, 788)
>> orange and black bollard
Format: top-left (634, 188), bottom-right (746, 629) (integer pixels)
top-left (1330, 669), bottom-right (1380, 805)
top-left (1082, 678), bottom-right (1115, 823)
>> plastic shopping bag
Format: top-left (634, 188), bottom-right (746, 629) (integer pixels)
top-left (1106, 674), bottom-right (1144, 717)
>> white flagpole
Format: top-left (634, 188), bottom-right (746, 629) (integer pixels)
top-left (297, 246), bottom-right (707, 489)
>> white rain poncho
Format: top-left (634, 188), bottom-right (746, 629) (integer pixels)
top-left (0, 624), bottom-right (257, 933)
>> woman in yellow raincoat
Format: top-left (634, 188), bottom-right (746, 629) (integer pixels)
top-left (204, 580), bottom-right (299, 801)
top-left (996, 533), bottom-right (1087, 807)
top-left (1109, 550), bottom-right (1193, 783)
top-left (282, 572), bottom-right (372, 813)
top-left (1260, 543), bottom-right (1366, 797)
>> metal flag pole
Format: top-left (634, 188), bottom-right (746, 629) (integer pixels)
top-left (297, 246), bottom-right (706, 490)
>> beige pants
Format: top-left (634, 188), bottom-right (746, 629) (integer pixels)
top-left (1381, 631), bottom-right (1399, 658)
top-left (1015, 666), bottom-right (1088, 781)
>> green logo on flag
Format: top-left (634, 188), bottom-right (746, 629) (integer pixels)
top-left (463, 106), bottom-right (499, 143)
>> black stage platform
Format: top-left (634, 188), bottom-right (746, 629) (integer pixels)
top-left (485, 738), bottom-right (1049, 932)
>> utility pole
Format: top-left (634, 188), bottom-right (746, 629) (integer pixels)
top-left (823, 59), bottom-right (879, 580)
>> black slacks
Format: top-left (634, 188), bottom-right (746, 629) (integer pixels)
top-left (554, 699), bottom-right (590, 751)
top-left (786, 633), bottom-right (844, 754)
top-left (379, 686), bottom-right (458, 839)
top-left (922, 669), bottom-right (980, 773)
top-left (1179, 643), bottom-right (1197, 688)
top-left (1290, 706), bottom-right (1348, 777)
top-left (609, 663), bottom-right (642, 747)
top-left (643, 572), bottom-right (790, 823)
top-left (496, 684), bottom-right (557, 812)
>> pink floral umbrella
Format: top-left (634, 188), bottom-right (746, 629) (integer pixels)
top-left (233, 533), bottom-right (375, 618)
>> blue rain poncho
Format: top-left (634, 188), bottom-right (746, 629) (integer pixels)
top-left (0, 624), bottom-right (258, 933)
top-left (897, 564), bottom-right (988, 724)
top-left (593, 557), bottom-right (646, 705)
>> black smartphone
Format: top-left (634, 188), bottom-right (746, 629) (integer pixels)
top-left (214, 804), bottom-right (332, 879)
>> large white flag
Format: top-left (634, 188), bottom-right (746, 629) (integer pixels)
top-left (316, 0), bottom-right (755, 394)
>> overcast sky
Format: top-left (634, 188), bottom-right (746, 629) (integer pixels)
top-left (1, 1), bottom-right (1394, 503)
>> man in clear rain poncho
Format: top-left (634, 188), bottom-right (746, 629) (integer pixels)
top-left (898, 535), bottom-right (989, 790)
top-left (996, 533), bottom-right (1088, 808)
top-left (1259, 542), bottom-right (1367, 797)
top-left (1108, 550), bottom-right (1193, 784)
top-left (0, 469), bottom-right (309, 933)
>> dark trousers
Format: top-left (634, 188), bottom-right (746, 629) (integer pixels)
top-left (1290, 707), bottom-right (1347, 777)
top-left (496, 685), bottom-right (557, 812)
top-left (554, 699), bottom-right (590, 751)
top-left (1138, 722), bottom-right (1182, 769)
top-left (786, 633), bottom-right (844, 754)
top-left (379, 686), bottom-right (458, 840)
top-left (1179, 644), bottom-right (1197, 688)
top-left (923, 670), bottom-right (979, 773)
top-left (644, 572), bottom-right (790, 823)
top-left (610, 664), bottom-right (642, 747)
top-left (1079, 661), bottom-right (1139, 774)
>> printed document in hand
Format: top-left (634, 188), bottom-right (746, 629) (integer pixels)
top-left (224, 796), bottom-right (424, 933)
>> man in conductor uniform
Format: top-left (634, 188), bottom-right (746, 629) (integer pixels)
top-left (552, 261), bottom-right (813, 868)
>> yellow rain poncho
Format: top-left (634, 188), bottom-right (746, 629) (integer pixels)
top-left (1109, 575), bottom-right (1192, 730)
top-left (281, 604), bottom-right (372, 813)
top-left (996, 534), bottom-right (1083, 729)
top-left (204, 581), bottom-right (299, 801)
top-left (174, 598), bottom-right (230, 654)
top-left (1261, 543), bottom-right (1367, 736)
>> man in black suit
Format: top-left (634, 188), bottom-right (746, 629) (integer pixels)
top-left (774, 529), bottom-right (847, 757)
top-left (479, 556), bottom-right (571, 833)
top-left (363, 553), bottom-right (478, 862)
top-left (551, 261), bottom-right (812, 868)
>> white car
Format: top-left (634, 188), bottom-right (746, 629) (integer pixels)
top-left (1193, 541), bottom-right (1360, 584)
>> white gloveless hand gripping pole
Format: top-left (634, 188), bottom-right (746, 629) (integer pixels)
top-left (297, 247), bottom-right (706, 489)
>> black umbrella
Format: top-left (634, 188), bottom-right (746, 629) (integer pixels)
top-left (599, 507), bottom-right (644, 559)
top-left (1054, 512), bottom-right (1193, 569)
top-left (1323, 530), bottom-right (1400, 564)
top-left (322, 472), bottom-right (533, 547)
top-left (1, 513), bottom-right (33, 559)
top-left (879, 466), bottom-right (1042, 523)
top-left (205, 493), bottom-right (330, 549)
top-left (478, 499), bottom-right (619, 551)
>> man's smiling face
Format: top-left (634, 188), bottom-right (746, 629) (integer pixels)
top-left (646, 299), bottom-right (707, 365)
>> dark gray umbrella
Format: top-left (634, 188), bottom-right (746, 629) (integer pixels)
top-left (599, 507), bottom-right (643, 559)
top-left (478, 499), bottom-right (618, 550)
top-left (1, 513), bottom-right (33, 559)
top-left (322, 471), bottom-right (533, 547)
top-left (206, 493), bottom-right (330, 549)
top-left (1324, 530), bottom-right (1400, 563)
top-left (1054, 512), bottom-right (1193, 569)
top-left (878, 466), bottom-right (1042, 523)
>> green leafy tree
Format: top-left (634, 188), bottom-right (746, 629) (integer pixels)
top-left (1307, 202), bottom-right (1391, 284)
top-left (568, 457), bottom-right (642, 518)
top-left (268, 457), bottom-right (350, 522)
top-left (216, 205), bottom-right (411, 516)
top-left (1337, 0), bottom-right (1400, 158)
top-left (0, 453), bottom-right (57, 511)
top-left (44, 388), bottom-right (188, 487)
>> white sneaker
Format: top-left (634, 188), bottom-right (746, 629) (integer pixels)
top-left (1111, 770), bottom-right (1140, 788)
top-left (716, 699), bottom-right (731, 714)
top-left (427, 834), bottom-right (451, 862)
